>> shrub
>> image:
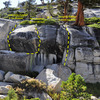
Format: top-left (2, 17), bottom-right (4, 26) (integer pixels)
top-left (60, 73), bottom-right (92, 100)
top-left (14, 78), bottom-right (54, 96)
top-left (45, 18), bottom-right (58, 25)
top-left (85, 17), bottom-right (100, 25)
top-left (20, 18), bottom-right (59, 26)
top-left (20, 20), bottom-right (31, 25)
top-left (88, 23), bottom-right (100, 28)
top-left (4, 89), bottom-right (18, 100)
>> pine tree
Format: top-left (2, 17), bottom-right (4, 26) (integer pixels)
top-left (24, 0), bottom-right (36, 19)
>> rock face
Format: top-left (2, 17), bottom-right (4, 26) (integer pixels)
top-left (46, 64), bottom-right (72, 81)
top-left (64, 25), bottom-right (100, 83)
top-left (36, 69), bottom-right (62, 92)
top-left (0, 52), bottom-right (30, 72)
top-left (0, 19), bottom-right (17, 50)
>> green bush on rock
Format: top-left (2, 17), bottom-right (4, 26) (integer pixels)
top-left (20, 18), bottom-right (59, 26)
top-left (60, 73), bottom-right (92, 100)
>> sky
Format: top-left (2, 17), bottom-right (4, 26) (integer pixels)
top-left (0, 0), bottom-right (49, 9)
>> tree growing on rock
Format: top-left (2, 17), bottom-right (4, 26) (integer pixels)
top-left (55, 0), bottom-right (73, 16)
top-left (74, 0), bottom-right (100, 26)
top-left (24, 0), bottom-right (36, 19)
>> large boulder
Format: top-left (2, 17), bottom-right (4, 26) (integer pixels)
top-left (46, 64), bottom-right (72, 81)
top-left (9, 74), bottom-right (31, 83)
top-left (67, 26), bottom-right (99, 48)
top-left (0, 19), bottom-right (17, 50)
top-left (4, 72), bottom-right (30, 83)
top-left (0, 52), bottom-right (30, 72)
top-left (36, 69), bottom-right (62, 92)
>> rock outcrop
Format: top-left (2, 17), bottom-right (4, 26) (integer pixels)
top-left (36, 68), bottom-right (62, 92)
top-left (63, 25), bottom-right (100, 83)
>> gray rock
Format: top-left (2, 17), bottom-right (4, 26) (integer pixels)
top-left (75, 62), bottom-right (93, 79)
top-left (9, 25), bottom-right (39, 53)
top-left (25, 92), bottom-right (52, 100)
top-left (46, 64), bottom-right (72, 81)
top-left (36, 69), bottom-right (62, 92)
top-left (91, 96), bottom-right (98, 100)
top-left (0, 95), bottom-right (7, 99)
top-left (0, 70), bottom-right (5, 81)
top-left (94, 65), bottom-right (100, 75)
top-left (0, 82), bottom-right (13, 86)
top-left (62, 48), bottom-right (75, 70)
top-left (9, 74), bottom-right (31, 83)
top-left (75, 47), bottom-right (93, 62)
top-left (93, 50), bottom-right (100, 57)
top-left (0, 53), bottom-right (30, 72)
top-left (4, 72), bottom-right (13, 82)
top-left (56, 26), bottom-right (68, 46)
top-left (0, 86), bottom-right (11, 94)
top-left (32, 65), bottom-right (44, 73)
top-left (67, 26), bottom-right (99, 47)
top-left (0, 19), bottom-right (17, 50)
top-left (93, 57), bottom-right (100, 64)
top-left (5, 72), bottom-right (31, 83)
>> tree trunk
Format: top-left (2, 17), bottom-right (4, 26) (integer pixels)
top-left (64, 0), bottom-right (68, 16)
top-left (74, 0), bottom-right (85, 26)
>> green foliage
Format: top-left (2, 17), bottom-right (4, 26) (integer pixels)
top-left (44, 18), bottom-right (58, 25)
top-left (24, 0), bottom-right (36, 19)
top-left (88, 24), bottom-right (100, 29)
top-left (60, 73), bottom-right (92, 100)
top-left (8, 8), bottom-right (20, 11)
top-left (85, 17), bottom-right (100, 28)
top-left (47, 2), bottom-right (57, 17)
top-left (20, 20), bottom-right (32, 25)
top-left (85, 17), bottom-right (100, 25)
top-left (20, 18), bottom-right (59, 26)
top-left (14, 78), bottom-right (54, 94)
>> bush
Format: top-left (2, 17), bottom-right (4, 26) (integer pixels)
top-left (60, 73), bottom-right (92, 100)
top-left (20, 18), bottom-right (59, 26)
top-left (88, 23), bottom-right (100, 28)
top-left (14, 78), bottom-right (54, 96)
top-left (20, 20), bottom-right (32, 25)
top-left (85, 17), bottom-right (100, 25)
top-left (45, 18), bottom-right (58, 25)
